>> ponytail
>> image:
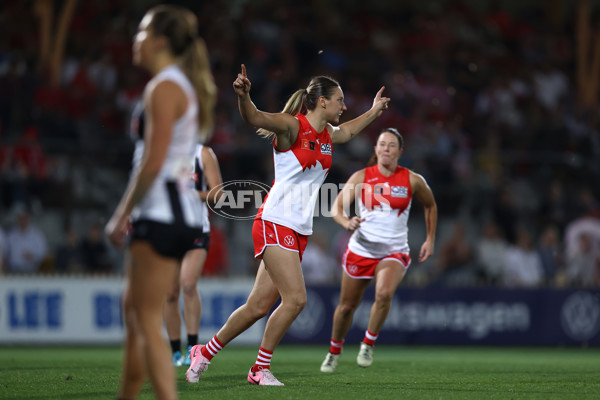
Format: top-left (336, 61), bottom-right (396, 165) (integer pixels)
top-left (257, 88), bottom-right (306, 139)
top-left (146, 5), bottom-right (217, 143)
top-left (180, 37), bottom-right (217, 143)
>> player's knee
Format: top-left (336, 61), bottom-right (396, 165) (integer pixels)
top-left (338, 302), bottom-right (358, 316)
top-left (285, 293), bottom-right (307, 315)
top-left (374, 289), bottom-right (393, 305)
top-left (181, 282), bottom-right (198, 297)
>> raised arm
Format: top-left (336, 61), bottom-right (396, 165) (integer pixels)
top-left (410, 171), bottom-right (437, 262)
top-left (331, 169), bottom-right (366, 231)
top-left (233, 64), bottom-right (299, 147)
top-left (329, 86), bottom-right (390, 144)
top-left (198, 146), bottom-right (223, 205)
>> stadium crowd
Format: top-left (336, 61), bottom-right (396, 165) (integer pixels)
top-left (0, 0), bottom-right (599, 287)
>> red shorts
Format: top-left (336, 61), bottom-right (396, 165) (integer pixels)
top-left (342, 248), bottom-right (411, 279)
top-left (252, 219), bottom-right (309, 261)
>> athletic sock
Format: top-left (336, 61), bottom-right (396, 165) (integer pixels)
top-left (201, 335), bottom-right (224, 361)
top-left (170, 339), bottom-right (181, 355)
top-left (187, 334), bottom-right (198, 348)
top-left (329, 338), bottom-right (344, 355)
top-left (251, 347), bottom-right (273, 372)
top-left (363, 329), bottom-right (378, 346)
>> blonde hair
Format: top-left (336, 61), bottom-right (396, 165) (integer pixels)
top-left (147, 5), bottom-right (217, 143)
top-left (258, 76), bottom-right (341, 139)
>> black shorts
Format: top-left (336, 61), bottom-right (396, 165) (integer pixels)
top-left (190, 232), bottom-right (210, 251)
top-left (130, 219), bottom-right (204, 260)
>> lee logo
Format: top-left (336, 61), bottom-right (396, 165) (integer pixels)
top-left (320, 143), bottom-right (332, 155)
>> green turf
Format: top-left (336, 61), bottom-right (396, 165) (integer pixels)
top-left (0, 345), bottom-right (598, 399)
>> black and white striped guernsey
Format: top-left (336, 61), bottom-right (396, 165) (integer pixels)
top-left (128, 64), bottom-right (204, 229)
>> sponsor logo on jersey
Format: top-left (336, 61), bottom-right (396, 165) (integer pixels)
top-left (320, 143), bottom-right (332, 155)
top-left (374, 184), bottom-right (385, 194)
top-left (366, 177), bottom-right (379, 182)
top-left (301, 140), bottom-right (316, 151)
top-left (391, 186), bottom-right (408, 198)
top-left (283, 235), bottom-right (295, 246)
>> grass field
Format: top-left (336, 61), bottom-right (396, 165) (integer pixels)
top-left (1, 345), bottom-right (599, 400)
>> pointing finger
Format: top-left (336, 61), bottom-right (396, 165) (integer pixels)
top-left (241, 64), bottom-right (246, 78)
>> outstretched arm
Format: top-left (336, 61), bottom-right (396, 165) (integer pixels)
top-left (410, 171), bottom-right (437, 262)
top-left (330, 86), bottom-right (390, 144)
top-left (233, 64), bottom-right (299, 142)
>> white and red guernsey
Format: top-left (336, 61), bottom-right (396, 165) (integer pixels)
top-left (256, 114), bottom-right (332, 236)
top-left (349, 165), bottom-right (413, 258)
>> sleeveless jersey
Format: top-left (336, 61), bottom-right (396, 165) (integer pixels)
top-left (257, 114), bottom-right (333, 235)
top-left (191, 144), bottom-right (210, 233)
top-left (348, 165), bottom-right (413, 258)
top-left (129, 64), bottom-right (204, 228)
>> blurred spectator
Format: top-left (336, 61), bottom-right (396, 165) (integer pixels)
top-left (502, 227), bottom-right (544, 288)
top-left (54, 226), bottom-right (82, 273)
top-left (475, 220), bottom-right (508, 285)
top-left (301, 233), bottom-right (338, 285)
top-left (537, 225), bottom-right (563, 285)
top-left (78, 221), bottom-right (111, 274)
top-left (564, 214), bottom-right (600, 269)
top-left (5, 205), bottom-right (47, 273)
top-left (432, 222), bottom-right (475, 286)
top-left (0, 125), bottom-right (48, 208)
top-left (532, 62), bottom-right (568, 112)
top-left (537, 225), bottom-right (563, 286)
top-left (564, 232), bottom-right (600, 287)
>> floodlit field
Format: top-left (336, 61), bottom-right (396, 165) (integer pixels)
top-left (1, 345), bottom-right (598, 399)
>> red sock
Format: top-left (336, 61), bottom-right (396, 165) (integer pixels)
top-left (251, 347), bottom-right (273, 372)
top-left (329, 338), bottom-right (344, 355)
top-left (200, 335), bottom-right (224, 361)
top-left (363, 329), bottom-right (378, 346)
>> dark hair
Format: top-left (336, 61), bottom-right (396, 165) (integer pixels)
top-left (367, 128), bottom-right (404, 166)
top-left (147, 5), bottom-right (216, 142)
top-left (258, 76), bottom-right (341, 138)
